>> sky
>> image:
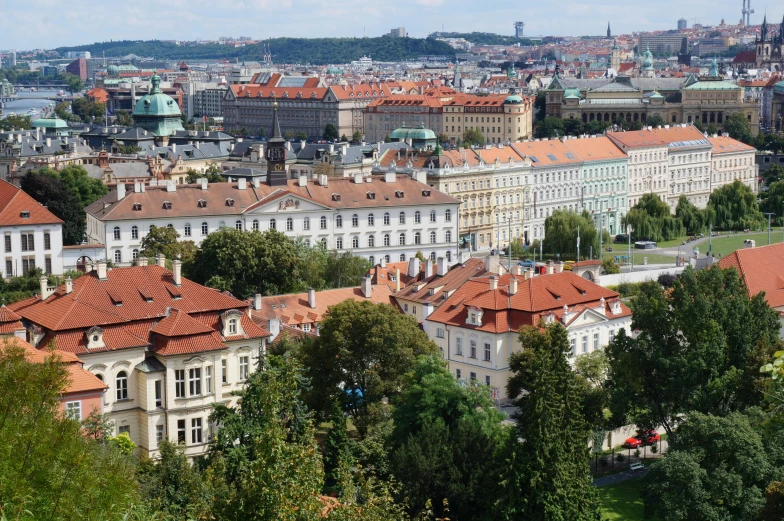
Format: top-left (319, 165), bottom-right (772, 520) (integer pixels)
top-left (2, 0), bottom-right (783, 50)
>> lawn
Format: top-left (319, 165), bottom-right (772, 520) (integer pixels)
top-left (602, 251), bottom-right (676, 266)
top-left (706, 231), bottom-right (784, 257)
top-left (598, 478), bottom-right (654, 521)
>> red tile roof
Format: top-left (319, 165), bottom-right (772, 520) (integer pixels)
top-left (152, 308), bottom-right (214, 337)
top-left (718, 243), bottom-right (784, 309)
top-left (0, 180), bottom-right (63, 226)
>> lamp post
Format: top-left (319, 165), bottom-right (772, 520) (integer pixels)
top-left (765, 212), bottom-right (774, 245)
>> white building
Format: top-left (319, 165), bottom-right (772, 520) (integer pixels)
top-left (0, 180), bottom-right (64, 276)
top-left (709, 135), bottom-right (759, 193)
top-left (85, 173), bottom-right (461, 266)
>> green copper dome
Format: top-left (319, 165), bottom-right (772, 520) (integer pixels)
top-left (504, 94), bottom-right (524, 104)
top-left (132, 72), bottom-right (184, 137)
top-left (390, 123), bottom-right (436, 141)
top-left (106, 65), bottom-right (120, 76)
top-left (642, 45), bottom-right (653, 70)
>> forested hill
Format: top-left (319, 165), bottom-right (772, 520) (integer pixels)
top-left (428, 31), bottom-right (536, 46)
top-left (55, 37), bottom-right (456, 64)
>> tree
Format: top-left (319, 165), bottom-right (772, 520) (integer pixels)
top-left (762, 164), bottom-right (784, 188)
top-left (462, 128), bottom-right (485, 147)
top-left (340, 134), bottom-right (349, 143)
top-left (534, 116), bottom-right (564, 139)
top-left (643, 412), bottom-right (769, 521)
top-left (352, 130), bottom-right (363, 143)
top-left (117, 144), bottom-right (142, 154)
top-left (601, 257), bottom-right (620, 274)
top-left (324, 123), bottom-right (340, 141)
top-left (185, 167), bottom-right (224, 184)
top-left (296, 131), bottom-right (308, 141)
top-left (707, 122), bottom-right (718, 135)
top-left (54, 101), bottom-right (79, 122)
top-left (646, 114), bottom-right (665, 127)
top-left (188, 229), bottom-right (302, 298)
top-left (623, 193), bottom-right (685, 241)
top-left (761, 181), bottom-right (784, 225)
top-left (72, 98), bottom-right (106, 123)
top-left (115, 110), bottom-right (134, 127)
top-left (325, 251), bottom-right (372, 289)
top-left (258, 126), bottom-right (266, 139)
top-left (707, 179), bottom-right (765, 230)
top-left (675, 195), bottom-right (711, 234)
top-left (300, 300), bottom-right (437, 422)
top-left (563, 117), bottom-right (583, 136)
top-left (323, 403), bottom-right (352, 494)
top-left (724, 112), bottom-right (753, 144)
top-left (62, 72), bottom-right (84, 93)
top-left (0, 114), bottom-right (33, 130)
top-left (534, 91), bottom-right (546, 121)
top-left (543, 210), bottom-right (608, 259)
top-left (496, 323), bottom-right (602, 520)
top-left (607, 267), bottom-right (781, 435)
top-left (139, 226), bottom-right (197, 264)
top-left (57, 164), bottom-right (108, 207)
top-left (21, 170), bottom-right (85, 245)
top-left (0, 341), bottom-right (139, 520)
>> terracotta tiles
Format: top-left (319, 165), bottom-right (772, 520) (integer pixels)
top-left (718, 242), bottom-right (784, 309)
top-left (0, 180), bottom-right (63, 226)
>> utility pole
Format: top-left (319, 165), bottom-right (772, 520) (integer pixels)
top-left (577, 225), bottom-right (581, 262)
top-left (708, 224), bottom-right (712, 255)
top-left (627, 225), bottom-right (632, 272)
top-left (598, 212), bottom-right (603, 261)
top-left (765, 213), bottom-right (774, 245)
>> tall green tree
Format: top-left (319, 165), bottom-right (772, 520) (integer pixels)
top-left (495, 323), bottom-right (602, 521)
top-left (534, 116), bottom-right (564, 139)
top-left (324, 123), bottom-right (340, 141)
top-left (462, 128), bottom-right (485, 146)
top-left (623, 193), bottom-right (685, 241)
top-left (139, 226), bottom-right (197, 264)
top-left (707, 179), bottom-right (765, 230)
top-left (761, 181), bottom-right (784, 225)
top-left (761, 164), bottom-right (784, 188)
top-left (675, 195), bottom-right (712, 234)
top-left (325, 251), bottom-right (372, 289)
top-left (57, 164), bottom-right (108, 207)
top-left (543, 210), bottom-right (608, 259)
top-left (646, 114), bottom-right (665, 127)
top-left (724, 111), bottom-right (753, 144)
top-left (533, 92), bottom-right (546, 121)
top-left (300, 300), bottom-right (437, 423)
top-left (0, 114), bottom-right (33, 130)
top-left (20, 170), bottom-right (85, 245)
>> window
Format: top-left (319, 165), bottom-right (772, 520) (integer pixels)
top-left (114, 250), bottom-right (121, 263)
top-left (116, 371), bottom-right (128, 400)
top-left (228, 318), bottom-right (238, 335)
top-left (352, 214), bottom-right (359, 227)
top-left (368, 235), bottom-right (375, 247)
top-left (484, 342), bottom-right (491, 361)
top-left (286, 218), bottom-right (293, 231)
top-left (22, 256), bottom-right (36, 274)
top-left (436, 327), bottom-right (444, 338)
top-left (582, 336), bottom-right (588, 354)
top-left (221, 359), bottom-right (227, 384)
top-left (399, 233), bottom-right (406, 246)
top-left (132, 249), bottom-right (139, 260)
top-left (65, 401), bottom-right (81, 420)
top-left (177, 420), bottom-right (186, 443)
top-left (113, 226), bottom-right (121, 240)
top-left (189, 368), bottom-right (202, 396)
top-left (43, 232), bottom-right (51, 250)
top-left (20, 232), bottom-right (33, 252)
top-left (368, 213), bottom-right (374, 226)
top-left (445, 230), bottom-right (452, 243)
top-left (191, 418), bottom-right (202, 444)
top-left (3, 235), bottom-right (9, 253)
top-left (303, 217), bottom-right (310, 230)
top-left (235, 220), bottom-right (243, 230)
top-left (201, 222), bottom-right (208, 235)
top-left (470, 372), bottom-right (477, 382)
top-left (485, 375), bottom-right (491, 386)
top-left (175, 369), bottom-right (185, 398)
top-left (44, 257), bottom-right (51, 274)
top-left (320, 216), bottom-right (327, 229)
top-left (269, 218), bottom-right (276, 230)
top-left (456, 368), bottom-right (462, 379)
top-left (239, 356), bottom-right (249, 380)
top-left (414, 232), bottom-right (421, 245)
top-left (400, 253), bottom-right (406, 261)
top-left (336, 237), bottom-right (343, 249)
top-left (446, 250), bottom-right (452, 262)
top-left (445, 209), bottom-right (452, 222)
top-left (399, 212), bottom-right (406, 224)
top-left (593, 332), bottom-right (599, 351)
top-left (352, 236), bottom-right (359, 248)
top-left (369, 256), bottom-right (375, 265)
top-left (155, 380), bottom-right (162, 407)
top-left (183, 223), bottom-right (191, 236)
top-left (118, 425), bottom-right (130, 436)
top-left (470, 340), bottom-right (477, 358)
top-left (609, 329), bottom-right (615, 341)
top-left (414, 211), bottom-right (421, 224)
top-left (156, 424), bottom-right (164, 444)
top-left (336, 215), bottom-right (343, 228)
top-left (205, 366), bottom-right (212, 393)
top-left (383, 212), bottom-right (390, 225)
top-left (430, 210), bottom-right (436, 223)
top-left (383, 234), bottom-right (390, 246)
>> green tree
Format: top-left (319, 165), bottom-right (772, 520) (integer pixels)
top-left (601, 257), bottom-right (620, 274)
top-left (115, 110), bottom-right (134, 127)
top-left (62, 72), bottom-right (84, 93)
top-left (300, 300), bottom-right (437, 423)
top-left (117, 144), bottom-right (142, 154)
top-left (323, 403), bottom-right (352, 494)
top-left (340, 134), bottom-right (349, 143)
top-left (607, 267), bottom-right (781, 435)
top-left (675, 195), bottom-right (711, 234)
top-left (563, 117), bottom-right (583, 136)
top-left (325, 251), bottom-right (372, 288)
top-left (296, 131), bottom-right (308, 141)
top-left (761, 181), bottom-right (784, 225)
top-left (21, 170), bottom-right (85, 245)
top-left (542, 210), bottom-right (608, 259)
top-left (584, 119), bottom-right (610, 135)
top-left (533, 91), bottom-right (546, 121)
top-left (707, 179), bottom-right (765, 230)
top-left (724, 112), bottom-right (754, 144)
top-left (534, 116), bottom-right (564, 139)
top-left (646, 114), bottom-right (665, 127)
top-left (707, 122), bottom-right (718, 135)
top-left (0, 340), bottom-right (139, 520)
top-left (53, 101), bottom-right (79, 122)
top-left (139, 225), bottom-right (197, 264)
top-left (258, 126), bottom-right (266, 139)
top-left (0, 114), bottom-right (33, 130)
top-left (643, 412), bottom-right (769, 521)
top-left (185, 167), bottom-right (225, 184)
top-left (623, 193), bottom-right (685, 241)
top-left (462, 128), bottom-right (485, 147)
top-left (496, 323), bottom-right (602, 520)
top-left (57, 164), bottom-right (108, 207)
top-left (352, 130), bottom-right (363, 143)
top-left (284, 129), bottom-right (296, 140)
top-left (324, 123), bottom-right (340, 141)
top-left (761, 164), bottom-right (784, 188)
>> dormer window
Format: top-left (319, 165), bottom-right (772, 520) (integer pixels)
top-left (162, 201), bottom-right (172, 210)
top-left (198, 199), bottom-right (207, 208)
top-left (395, 190), bottom-right (404, 198)
top-left (366, 192), bottom-right (375, 199)
top-left (466, 307), bottom-right (483, 327)
top-left (222, 309), bottom-right (244, 337)
top-left (85, 326), bottom-right (105, 350)
top-left (226, 198), bottom-right (235, 207)
top-left (332, 194), bottom-right (341, 201)
top-left (20, 211), bottom-right (30, 218)
top-left (422, 189), bottom-right (431, 197)
top-left (133, 203), bottom-right (143, 211)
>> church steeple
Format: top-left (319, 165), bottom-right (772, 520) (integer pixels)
top-left (607, 22), bottom-right (611, 38)
top-left (761, 13), bottom-right (768, 41)
top-left (266, 101), bottom-right (287, 186)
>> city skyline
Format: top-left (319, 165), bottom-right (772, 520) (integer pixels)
top-left (2, 0), bottom-right (783, 51)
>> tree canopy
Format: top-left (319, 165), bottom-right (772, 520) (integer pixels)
top-left (622, 193), bottom-right (685, 241)
top-left (543, 210), bottom-right (609, 259)
top-left (707, 179), bottom-right (765, 230)
top-left (20, 170), bottom-right (85, 245)
top-left (323, 123), bottom-right (340, 141)
top-left (139, 226), bottom-right (197, 265)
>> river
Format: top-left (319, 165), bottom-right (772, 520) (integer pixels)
top-left (1, 89), bottom-right (63, 119)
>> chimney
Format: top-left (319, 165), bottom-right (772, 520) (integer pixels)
top-left (45, 137), bottom-right (51, 147)
top-left (380, 256), bottom-right (387, 268)
top-left (329, 144), bottom-right (335, 154)
top-left (156, 255), bottom-right (166, 268)
top-left (489, 275), bottom-right (499, 291)
top-left (395, 268), bottom-right (401, 292)
top-left (361, 276), bottom-right (372, 298)
top-left (436, 256), bottom-right (448, 276)
top-left (166, 181), bottom-right (176, 192)
top-left (300, 140), bottom-right (307, 149)
top-left (384, 172), bottom-right (396, 183)
top-left (513, 265), bottom-right (524, 276)
top-left (254, 293), bottom-right (262, 311)
top-left (137, 257), bottom-right (148, 267)
top-left (299, 175), bottom-right (307, 187)
top-left (39, 276), bottom-right (51, 301)
top-left (555, 261), bottom-right (564, 274)
top-left (171, 143), bottom-right (176, 154)
top-left (285, 141), bottom-right (292, 151)
top-left (509, 277), bottom-right (518, 295)
top-left (267, 317), bottom-right (280, 341)
top-left (408, 257), bottom-right (420, 278)
top-left (546, 260), bottom-right (555, 275)
top-left (424, 259), bottom-right (434, 278)
top-left (354, 173), bottom-right (363, 184)
top-left (238, 178), bottom-right (247, 190)
top-left (133, 181), bottom-right (142, 193)
top-left (199, 178), bottom-right (208, 190)
top-left (319, 174), bottom-right (328, 187)
top-left (252, 177), bottom-right (261, 188)
top-left (524, 268), bottom-right (533, 280)
top-left (96, 261), bottom-right (108, 280)
top-left (117, 183), bottom-right (126, 200)
top-left (172, 259), bottom-right (182, 286)
top-left (65, 276), bottom-right (73, 295)
top-left (307, 287), bottom-right (316, 309)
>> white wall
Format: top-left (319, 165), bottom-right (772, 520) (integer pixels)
top-left (600, 266), bottom-right (685, 287)
top-left (0, 223), bottom-right (64, 276)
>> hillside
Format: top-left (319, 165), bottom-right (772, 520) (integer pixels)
top-left (429, 31), bottom-right (536, 46)
top-left (55, 37), bottom-right (456, 64)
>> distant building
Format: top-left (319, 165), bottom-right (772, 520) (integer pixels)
top-left (515, 22), bottom-right (525, 38)
top-left (0, 78), bottom-right (14, 97)
top-left (755, 14), bottom-right (784, 71)
top-left (65, 58), bottom-right (88, 81)
top-left (677, 18), bottom-right (688, 30)
top-left (638, 32), bottom-right (688, 55)
top-left (388, 27), bottom-right (406, 38)
top-left (9, 50), bottom-right (16, 67)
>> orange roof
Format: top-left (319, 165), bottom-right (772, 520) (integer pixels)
top-left (154, 330), bottom-right (226, 356)
top-left (65, 363), bottom-right (108, 393)
top-left (394, 258), bottom-right (491, 306)
top-left (510, 140), bottom-right (583, 167)
top-left (608, 125), bottom-right (708, 149)
top-left (152, 308), bottom-right (214, 337)
top-left (86, 88), bottom-right (109, 103)
top-left (708, 135), bottom-right (755, 155)
top-left (563, 136), bottom-right (626, 161)
top-left (718, 243), bottom-right (784, 309)
top-left (0, 180), bottom-right (63, 226)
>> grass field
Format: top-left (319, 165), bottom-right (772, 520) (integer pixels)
top-left (601, 251), bottom-right (676, 265)
top-left (706, 231), bottom-right (784, 257)
top-left (598, 478), bottom-right (652, 521)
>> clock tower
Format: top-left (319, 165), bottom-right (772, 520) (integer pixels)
top-left (266, 101), bottom-right (288, 186)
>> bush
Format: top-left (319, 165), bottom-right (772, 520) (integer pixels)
top-left (601, 258), bottom-right (620, 275)
top-left (615, 281), bottom-right (643, 298)
top-left (599, 455), bottom-right (609, 468)
top-left (657, 273), bottom-right (678, 287)
top-left (634, 449), bottom-right (641, 459)
top-left (616, 453), bottom-right (625, 463)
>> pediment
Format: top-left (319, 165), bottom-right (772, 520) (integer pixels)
top-left (246, 193), bottom-right (332, 214)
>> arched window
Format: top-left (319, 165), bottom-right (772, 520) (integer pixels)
top-left (430, 231), bottom-right (437, 243)
top-left (286, 218), bottom-right (293, 231)
top-left (235, 220), bottom-right (243, 230)
top-left (445, 209), bottom-right (452, 222)
top-left (383, 234), bottom-right (390, 246)
top-left (336, 237), bottom-right (343, 249)
top-left (131, 226), bottom-right (138, 240)
top-left (201, 222), bottom-right (208, 235)
top-left (303, 217), bottom-right (310, 230)
top-left (219, 221), bottom-right (226, 229)
top-left (399, 212), bottom-right (406, 224)
top-left (369, 256), bottom-right (375, 265)
top-left (368, 235), bottom-right (375, 247)
top-left (352, 236), bottom-right (359, 248)
top-left (132, 248), bottom-right (139, 260)
top-left (430, 251), bottom-right (436, 261)
top-left (446, 250), bottom-right (452, 262)
top-left (320, 216), bottom-right (327, 229)
top-left (430, 210), bottom-right (436, 223)
top-left (414, 211), bottom-right (421, 224)
top-left (113, 226), bottom-right (120, 240)
top-left (95, 373), bottom-right (104, 382)
top-left (399, 232), bottom-right (406, 245)
top-left (269, 219), bottom-right (276, 230)
top-left (183, 223), bottom-right (191, 237)
top-left (116, 371), bottom-right (128, 400)
top-left (414, 232), bottom-right (421, 245)
top-left (385, 255), bottom-right (391, 263)
top-left (252, 219), bottom-right (259, 231)
top-left (383, 212), bottom-right (390, 225)
top-left (368, 213), bottom-right (374, 226)
top-left (400, 253), bottom-right (406, 261)
top-left (352, 214), bottom-right (359, 227)
top-left (445, 230), bottom-right (452, 242)
top-left (167, 224), bottom-right (173, 229)
top-left (321, 238), bottom-right (327, 247)
top-left (336, 215), bottom-right (343, 228)
top-left (114, 250), bottom-right (121, 263)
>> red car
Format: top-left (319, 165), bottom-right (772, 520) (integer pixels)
top-left (622, 429), bottom-right (660, 449)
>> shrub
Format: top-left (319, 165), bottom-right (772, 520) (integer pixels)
top-left (599, 455), bottom-right (609, 468)
top-left (616, 453), bottom-right (625, 463)
top-left (651, 443), bottom-right (658, 454)
top-left (601, 258), bottom-right (620, 275)
top-left (634, 449), bottom-right (641, 459)
top-left (657, 273), bottom-right (678, 287)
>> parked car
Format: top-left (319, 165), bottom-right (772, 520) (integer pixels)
top-left (518, 259), bottom-right (535, 268)
top-left (615, 234), bottom-right (629, 242)
top-left (640, 429), bottom-right (660, 445)
top-left (623, 429), bottom-right (660, 449)
top-left (563, 260), bottom-right (575, 271)
top-left (622, 436), bottom-right (643, 449)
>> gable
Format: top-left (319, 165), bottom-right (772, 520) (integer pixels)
top-left (564, 307), bottom-right (609, 328)
top-left (245, 193), bottom-right (333, 215)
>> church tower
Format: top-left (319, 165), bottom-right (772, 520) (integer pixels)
top-left (607, 22), bottom-right (611, 39)
top-left (610, 39), bottom-right (621, 73)
top-left (266, 102), bottom-right (288, 186)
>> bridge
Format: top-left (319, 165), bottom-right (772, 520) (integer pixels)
top-left (12, 84), bottom-right (70, 89)
top-left (1, 95), bottom-right (72, 103)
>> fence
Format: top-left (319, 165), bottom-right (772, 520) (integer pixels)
top-left (600, 266), bottom-right (684, 287)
